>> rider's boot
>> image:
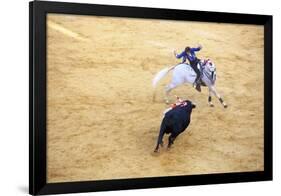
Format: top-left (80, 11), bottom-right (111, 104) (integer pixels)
top-left (192, 62), bottom-right (201, 92)
top-left (193, 79), bottom-right (201, 92)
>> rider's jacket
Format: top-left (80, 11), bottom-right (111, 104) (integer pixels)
top-left (176, 46), bottom-right (201, 64)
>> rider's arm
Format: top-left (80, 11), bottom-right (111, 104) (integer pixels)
top-left (175, 51), bottom-right (187, 63)
top-left (175, 51), bottom-right (185, 59)
top-left (191, 45), bottom-right (202, 52)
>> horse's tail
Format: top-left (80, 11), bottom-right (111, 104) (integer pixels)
top-left (152, 66), bottom-right (175, 88)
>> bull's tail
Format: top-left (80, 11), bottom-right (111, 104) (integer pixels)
top-left (154, 122), bottom-right (166, 152)
top-left (152, 66), bottom-right (175, 88)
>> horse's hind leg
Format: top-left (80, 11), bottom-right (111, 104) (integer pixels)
top-left (164, 83), bottom-right (176, 104)
top-left (209, 85), bottom-right (227, 108)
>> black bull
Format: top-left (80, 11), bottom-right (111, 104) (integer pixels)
top-left (154, 100), bottom-right (196, 152)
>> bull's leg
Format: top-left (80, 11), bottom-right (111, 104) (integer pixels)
top-left (154, 123), bottom-right (166, 153)
top-left (154, 134), bottom-right (163, 152)
top-left (167, 132), bottom-right (180, 148)
top-left (167, 136), bottom-right (175, 148)
top-left (209, 85), bottom-right (227, 108)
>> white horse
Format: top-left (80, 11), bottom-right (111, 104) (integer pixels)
top-left (152, 60), bottom-right (227, 108)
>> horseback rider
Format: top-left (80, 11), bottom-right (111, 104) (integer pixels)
top-left (174, 45), bottom-right (202, 92)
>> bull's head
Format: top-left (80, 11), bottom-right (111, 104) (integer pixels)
top-left (182, 99), bottom-right (196, 109)
top-left (174, 96), bottom-right (196, 109)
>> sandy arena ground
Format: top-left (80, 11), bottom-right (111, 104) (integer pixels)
top-left (46, 14), bottom-right (264, 183)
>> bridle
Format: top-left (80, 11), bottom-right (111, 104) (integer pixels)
top-left (202, 59), bottom-right (216, 82)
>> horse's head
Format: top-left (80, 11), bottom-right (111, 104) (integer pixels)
top-left (201, 59), bottom-right (216, 83)
top-left (203, 59), bottom-right (216, 73)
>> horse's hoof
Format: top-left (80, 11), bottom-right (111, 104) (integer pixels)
top-left (224, 105), bottom-right (228, 108)
top-left (154, 148), bottom-right (159, 153)
top-left (209, 103), bottom-right (214, 107)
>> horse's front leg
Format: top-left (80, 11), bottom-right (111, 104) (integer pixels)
top-left (219, 97), bottom-right (228, 108)
top-left (209, 85), bottom-right (227, 108)
top-left (208, 89), bottom-right (214, 107)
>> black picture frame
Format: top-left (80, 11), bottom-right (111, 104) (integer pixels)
top-left (29, 1), bottom-right (273, 195)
